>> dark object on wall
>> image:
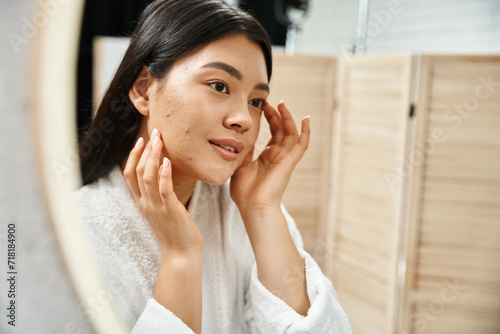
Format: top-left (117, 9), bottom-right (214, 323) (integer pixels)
top-left (77, 0), bottom-right (154, 137)
top-left (273, 0), bottom-right (309, 26)
top-left (239, 0), bottom-right (309, 54)
top-left (238, 0), bottom-right (288, 46)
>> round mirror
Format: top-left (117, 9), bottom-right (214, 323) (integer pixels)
top-left (30, 0), bottom-right (127, 333)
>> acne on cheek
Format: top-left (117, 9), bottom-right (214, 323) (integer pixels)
top-left (164, 108), bottom-right (175, 118)
top-left (163, 109), bottom-right (173, 118)
top-left (161, 99), bottom-right (180, 118)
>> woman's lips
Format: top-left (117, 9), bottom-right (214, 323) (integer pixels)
top-left (210, 142), bottom-right (238, 160)
top-left (209, 138), bottom-right (244, 161)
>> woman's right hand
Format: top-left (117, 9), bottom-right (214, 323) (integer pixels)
top-left (124, 129), bottom-right (203, 333)
top-left (123, 128), bottom-right (203, 257)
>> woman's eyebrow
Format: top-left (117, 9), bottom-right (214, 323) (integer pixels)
top-left (201, 61), bottom-right (269, 92)
top-left (202, 61), bottom-right (242, 80)
top-left (255, 83), bottom-right (269, 93)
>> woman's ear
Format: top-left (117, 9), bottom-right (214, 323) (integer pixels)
top-left (129, 66), bottom-right (153, 116)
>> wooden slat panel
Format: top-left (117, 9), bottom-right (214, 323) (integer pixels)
top-left (410, 303), bottom-right (500, 334)
top-left (259, 54), bottom-right (337, 269)
top-left (329, 54), bottom-right (414, 334)
top-left (336, 291), bottom-right (388, 334)
top-left (414, 303), bottom-right (500, 334)
top-left (402, 55), bottom-right (500, 334)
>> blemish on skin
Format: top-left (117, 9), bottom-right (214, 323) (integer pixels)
top-left (184, 127), bottom-right (189, 134)
top-left (186, 154), bottom-right (193, 161)
top-left (166, 113), bottom-right (170, 118)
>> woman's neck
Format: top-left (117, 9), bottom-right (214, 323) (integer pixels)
top-left (171, 168), bottom-right (197, 208)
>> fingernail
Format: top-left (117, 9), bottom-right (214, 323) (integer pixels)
top-left (280, 99), bottom-right (285, 105)
top-left (163, 157), bottom-right (169, 170)
top-left (151, 128), bottom-right (158, 139)
top-left (153, 136), bottom-right (159, 148)
top-left (135, 137), bottom-right (143, 148)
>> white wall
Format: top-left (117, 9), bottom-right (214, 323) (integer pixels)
top-left (295, 0), bottom-right (500, 55)
top-left (295, 0), bottom-right (360, 55)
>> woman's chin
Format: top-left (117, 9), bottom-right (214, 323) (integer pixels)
top-left (201, 177), bottom-right (230, 186)
top-left (198, 168), bottom-right (235, 186)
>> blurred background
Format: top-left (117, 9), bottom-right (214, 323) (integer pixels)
top-left (1, 0), bottom-right (499, 333)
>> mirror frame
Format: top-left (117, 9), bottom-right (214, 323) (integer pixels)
top-left (31, 0), bottom-right (127, 333)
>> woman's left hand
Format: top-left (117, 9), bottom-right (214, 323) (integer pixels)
top-left (230, 101), bottom-right (310, 213)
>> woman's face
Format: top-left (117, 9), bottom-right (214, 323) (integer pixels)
top-left (141, 34), bottom-right (269, 185)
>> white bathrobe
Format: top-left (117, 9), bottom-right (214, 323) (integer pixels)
top-left (75, 166), bottom-right (351, 333)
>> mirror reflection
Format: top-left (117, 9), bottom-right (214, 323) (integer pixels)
top-left (75, 1), bottom-right (350, 333)
top-left (71, 0), bottom-right (500, 333)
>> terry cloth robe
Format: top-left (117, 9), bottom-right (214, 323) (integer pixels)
top-left (75, 166), bottom-right (352, 334)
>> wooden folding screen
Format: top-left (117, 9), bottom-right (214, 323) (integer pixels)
top-left (257, 54), bottom-right (337, 268)
top-left (402, 55), bottom-right (500, 334)
top-left (328, 55), bottom-right (414, 334)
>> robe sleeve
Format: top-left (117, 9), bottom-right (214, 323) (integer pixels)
top-left (131, 298), bottom-right (195, 334)
top-left (242, 205), bottom-right (352, 334)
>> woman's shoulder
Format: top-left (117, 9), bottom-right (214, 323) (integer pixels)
top-left (74, 165), bottom-right (155, 249)
top-left (74, 166), bottom-right (137, 220)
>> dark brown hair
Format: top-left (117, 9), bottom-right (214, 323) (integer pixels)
top-left (79, 0), bottom-right (272, 185)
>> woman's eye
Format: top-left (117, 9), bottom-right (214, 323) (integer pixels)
top-left (249, 99), bottom-right (264, 109)
top-left (209, 81), bottom-right (228, 94)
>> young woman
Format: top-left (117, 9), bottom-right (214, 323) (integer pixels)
top-left (76, 0), bottom-right (351, 333)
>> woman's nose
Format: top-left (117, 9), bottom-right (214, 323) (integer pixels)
top-left (223, 100), bottom-right (253, 132)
